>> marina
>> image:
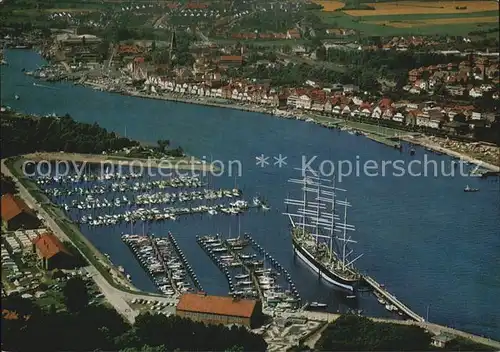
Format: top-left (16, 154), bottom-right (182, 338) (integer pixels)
top-left (122, 233), bottom-right (200, 296)
top-left (197, 233), bottom-right (302, 311)
top-left (29, 168), bottom-right (270, 227)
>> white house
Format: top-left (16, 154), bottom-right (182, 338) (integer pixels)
top-left (296, 95), bottom-right (312, 110)
top-left (392, 112), bottom-right (405, 123)
top-left (332, 105), bottom-right (341, 115)
top-left (371, 106), bottom-right (382, 119)
top-left (470, 112), bottom-right (482, 120)
top-left (469, 88), bottom-right (483, 98)
top-left (287, 95), bottom-right (299, 108)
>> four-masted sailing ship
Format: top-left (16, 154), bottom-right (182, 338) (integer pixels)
top-left (283, 168), bottom-right (362, 292)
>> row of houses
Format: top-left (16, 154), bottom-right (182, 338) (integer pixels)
top-left (404, 81), bottom-right (499, 98)
top-left (143, 74), bottom-right (495, 132)
top-left (145, 77), bottom-right (281, 106)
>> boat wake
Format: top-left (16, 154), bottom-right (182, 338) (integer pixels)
top-left (32, 82), bottom-right (59, 90)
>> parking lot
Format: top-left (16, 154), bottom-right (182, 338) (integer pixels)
top-left (1, 228), bottom-right (106, 310)
top-left (128, 297), bottom-right (177, 316)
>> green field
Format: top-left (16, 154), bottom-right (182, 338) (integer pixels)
top-left (317, 11), bottom-right (499, 36)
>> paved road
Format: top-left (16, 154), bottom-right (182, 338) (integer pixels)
top-left (1, 159), bottom-right (177, 324)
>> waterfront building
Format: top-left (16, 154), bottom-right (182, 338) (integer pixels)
top-left (219, 55), bottom-right (243, 68)
top-left (431, 334), bottom-right (455, 348)
top-left (1, 194), bottom-right (40, 231)
top-left (32, 233), bottom-right (73, 270)
top-left (176, 293), bottom-right (262, 328)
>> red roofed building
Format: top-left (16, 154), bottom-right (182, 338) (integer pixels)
top-left (176, 293), bottom-right (262, 327)
top-left (219, 55), bottom-right (243, 68)
top-left (1, 194), bottom-right (40, 231)
top-left (286, 29), bottom-right (301, 39)
top-left (32, 233), bottom-right (73, 270)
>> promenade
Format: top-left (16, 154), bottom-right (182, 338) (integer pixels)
top-left (401, 135), bottom-right (500, 172)
top-left (86, 80), bottom-right (499, 171)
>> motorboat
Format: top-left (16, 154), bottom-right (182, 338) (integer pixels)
top-left (309, 302), bottom-right (327, 309)
top-left (464, 185), bottom-right (479, 192)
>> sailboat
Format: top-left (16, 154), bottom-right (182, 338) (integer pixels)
top-left (283, 168), bottom-right (362, 292)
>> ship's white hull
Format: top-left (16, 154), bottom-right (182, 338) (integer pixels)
top-left (294, 242), bottom-right (354, 292)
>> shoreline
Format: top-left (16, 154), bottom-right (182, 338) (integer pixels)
top-left (401, 136), bottom-right (500, 172)
top-left (87, 82), bottom-right (500, 172)
top-left (28, 76), bottom-right (500, 172)
top-left (24, 152), bottom-right (215, 172)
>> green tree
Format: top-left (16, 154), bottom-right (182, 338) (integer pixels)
top-left (157, 139), bottom-right (170, 153)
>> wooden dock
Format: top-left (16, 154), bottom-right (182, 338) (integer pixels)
top-left (363, 275), bottom-right (425, 322)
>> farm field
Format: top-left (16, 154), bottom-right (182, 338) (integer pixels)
top-left (317, 11), bottom-right (499, 35)
top-left (313, 0), bottom-right (345, 11)
top-left (367, 15), bottom-right (499, 27)
top-left (343, 1), bottom-right (499, 16)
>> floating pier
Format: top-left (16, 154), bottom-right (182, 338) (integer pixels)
top-left (122, 234), bottom-right (198, 296)
top-left (167, 233), bottom-right (203, 292)
top-left (244, 233), bottom-right (300, 303)
top-left (362, 275), bottom-right (425, 322)
top-left (196, 234), bottom-right (253, 297)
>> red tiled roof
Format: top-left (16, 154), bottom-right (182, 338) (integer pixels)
top-left (220, 55), bottom-right (243, 62)
top-left (32, 233), bottom-right (70, 259)
top-left (118, 45), bottom-right (141, 54)
top-left (177, 293), bottom-right (257, 318)
top-left (2, 309), bottom-right (30, 321)
top-left (379, 98), bottom-right (393, 108)
top-left (1, 194), bottom-right (34, 222)
top-left (186, 2), bottom-right (208, 9)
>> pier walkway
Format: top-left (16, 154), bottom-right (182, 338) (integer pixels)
top-left (363, 275), bottom-right (425, 322)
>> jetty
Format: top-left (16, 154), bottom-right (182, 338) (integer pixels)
top-left (167, 233), bottom-right (203, 292)
top-left (362, 275), bottom-right (425, 322)
top-left (244, 233), bottom-right (300, 304)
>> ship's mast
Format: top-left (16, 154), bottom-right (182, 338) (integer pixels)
top-left (342, 198), bottom-right (347, 270)
top-left (329, 176), bottom-right (335, 264)
top-left (315, 179), bottom-right (320, 247)
top-left (302, 174), bottom-right (306, 236)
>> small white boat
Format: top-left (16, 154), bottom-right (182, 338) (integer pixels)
top-left (235, 274), bottom-right (249, 280)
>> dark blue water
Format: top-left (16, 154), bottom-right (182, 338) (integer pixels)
top-left (2, 49), bottom-right (499, 339)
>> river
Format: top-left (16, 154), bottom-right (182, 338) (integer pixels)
top-left (2, 49), bottom-right (499, 339)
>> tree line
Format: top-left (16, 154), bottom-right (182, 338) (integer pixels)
top-left (0, 112), bottom-right (139, 158)
top-left (1, 173), bottom-right (18, 195)
top-left (314, 315), bottom-right (494, 351)
top-left (1, 277), bottom-right (267, 352)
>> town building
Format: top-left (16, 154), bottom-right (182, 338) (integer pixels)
top-left (32, 233), bottom-right (73, 270)
top-left (431, 334), bottom-right (455, 348)
top-left (1, 194), bottom-right (40, 231)
top-left (219, 55), bottom-right (243, 68)
top-left (176, 293), bottom-right (262, 328)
